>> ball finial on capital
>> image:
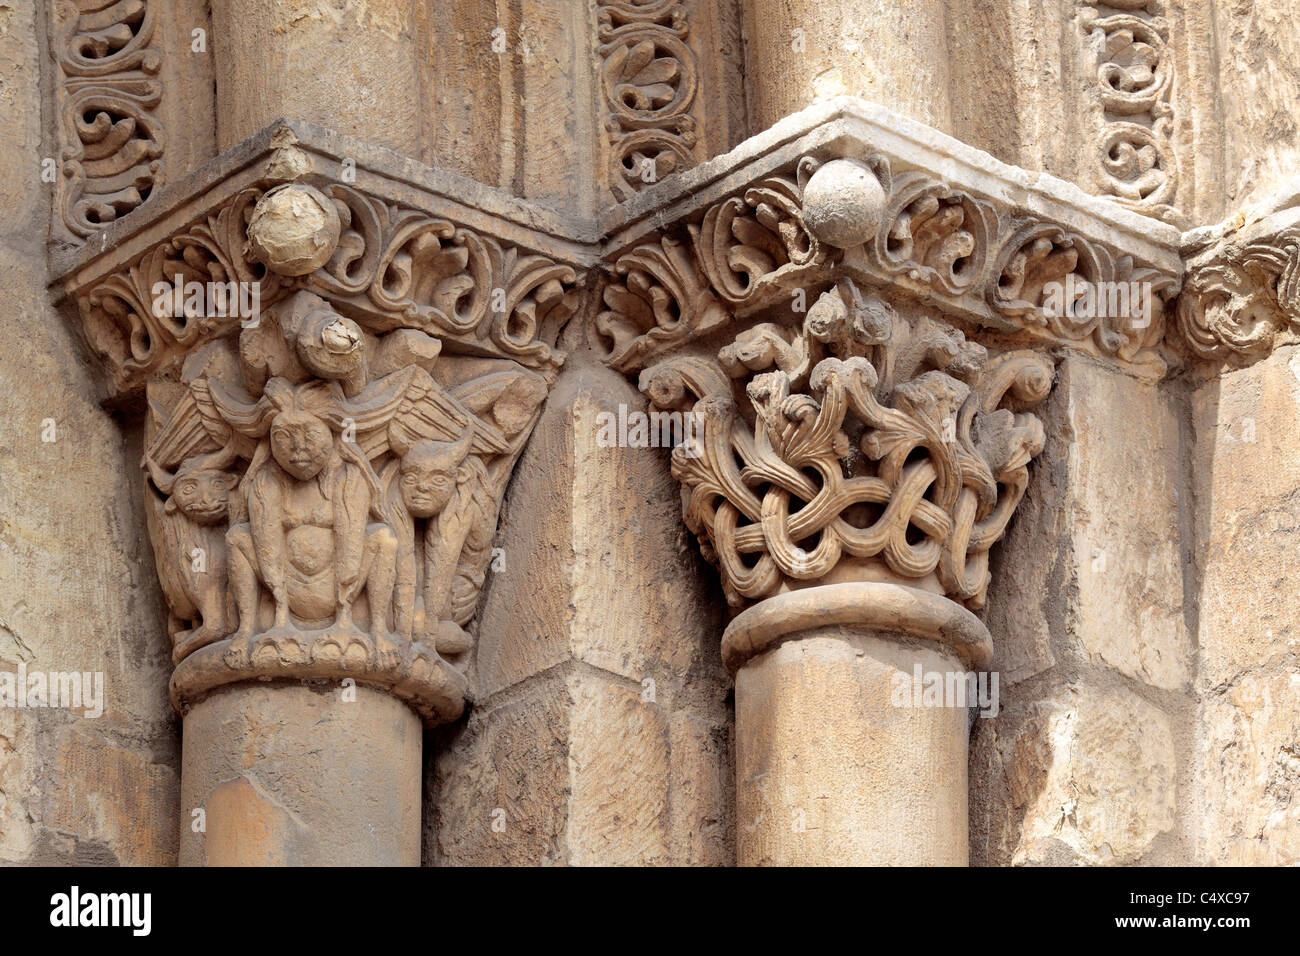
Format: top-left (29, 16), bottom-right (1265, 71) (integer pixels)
top-left (246, 183), bottom-right (341, 277)
top-left (801, 159), bottom-right (887, 249)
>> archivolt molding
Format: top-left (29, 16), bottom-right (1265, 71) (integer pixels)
top-left (597, 0), bottom-right (700, 200)
top-left (53, 0), bottom-right (166, 240)
top-left (1076, 0), bottom-right (1183, 226)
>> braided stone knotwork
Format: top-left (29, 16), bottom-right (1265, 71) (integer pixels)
top-left (641, 278), bottom-right (1053, 611)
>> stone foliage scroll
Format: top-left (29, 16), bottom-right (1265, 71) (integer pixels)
top-left (53, 0), bottom-right (166, 239)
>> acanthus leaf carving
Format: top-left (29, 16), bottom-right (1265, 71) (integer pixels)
top-left (79, 184), bottom-right (581, 397)
top-left (598, 153), bottom-right (1177, 377)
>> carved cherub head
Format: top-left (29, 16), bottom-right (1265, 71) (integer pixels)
top-left (270, 409), bottom-right (335, 481)
top-left (398, 434), bottom-right (472, 518)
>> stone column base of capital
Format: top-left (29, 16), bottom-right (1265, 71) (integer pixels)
top-left (174, 631), bottom-right (468, 866)
top-left (725, 582), bottom-right (992, 867)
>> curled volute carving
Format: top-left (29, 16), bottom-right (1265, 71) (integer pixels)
top-left (1175, 211), bottom-right (1300, 364)
top-left (638, 279), bottom-right (1053, 612)
top-left (126, 185), bottom-right (574, 724)
top-left (54, 0), bottom-right (165, 239)
top-left (597, 154), bottom-right (1178, 378)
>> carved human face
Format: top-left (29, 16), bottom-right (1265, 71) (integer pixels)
top-left (399, 440), bottom-right (463, 517)
top-left (171, 469), bottom-right (237, 524)
top-left (270, 411), bottom-right (334, 480)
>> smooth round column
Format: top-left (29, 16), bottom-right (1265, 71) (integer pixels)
top-left (741, 0), bottom-right (953, 134)
top-left (725, 582), bottom-right (992, 866)
top-left (179, 682), bottom-right (421, 866)
top-left (211, 0), bottom-right (423, 156)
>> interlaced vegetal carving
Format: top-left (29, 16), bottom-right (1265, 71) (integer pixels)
top-left (54, 0), bottom-right (165, 238)
top-left (1078, 1), bottom-right (1182, 224)
top-left (638, 279), bottom-right (1053, 610)
top-left (597, 0), bottom-right (699, 199)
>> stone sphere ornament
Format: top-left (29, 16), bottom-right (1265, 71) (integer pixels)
top-left (800, 159), bottom-right (887, 249)
top-left (245, 183), bottom-right (342, 276)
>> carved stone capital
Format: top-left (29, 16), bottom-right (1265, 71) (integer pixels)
top-left (637, 277), bottom-right (1051, 649)
top-left (1176, 203), bottom-right (1300, 365)
top-left (56, 124), bottom-right (587, 724)
top-left (592, 102), bottom-right (1187, 665)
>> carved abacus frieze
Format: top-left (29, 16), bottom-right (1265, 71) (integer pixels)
top-left (77, 183), bottom-right (578, 396)
top-left (53, 0), bottom-right (166, 239)
top-left (597, 0), bottom-right (700, 200)
top-left (598, 154), bottom-right (1180, 378)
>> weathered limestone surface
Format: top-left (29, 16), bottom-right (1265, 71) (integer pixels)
top-left (1210, 0), bottom-right (1300, 217)
top-left (973, 356), bottom-right (1196, 865)
top-left (1191, 344), bottom-right (1300, 865)
top-left (983, 356), bottom-right (1192, 691)
top-left (180, 683), bottom-right (420, 866)
top-left (741, 0), bottom-right (953, 136)
top-left (212, 0), bottom-right (424, 157)
top-left (972, 683), bottom-right (1178, 866)
top-left (0, 0), bottom-right (179, 865)
top-left (1198, 671), bottom-right (1300, 865)
top-left (736, 632), bottom-right (970, 866)
top-left (1192, 346), bottom-right (1300, 692)
top-left (430, 352), bottom-right (734, 865)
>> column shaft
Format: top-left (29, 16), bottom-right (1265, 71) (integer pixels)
top-left (211, 0), bottom-right (424, 156)
top-left (179, 683), bottom-right (422, 866)
top-left (725, 583), bottom-right (993, 866)
top-left (741, 0), bottom-right (953, 134)
top-left (736, 631), bottom-right (969, 866)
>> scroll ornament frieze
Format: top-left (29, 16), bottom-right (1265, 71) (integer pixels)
top-left (596, 155), bottom-right (1178, 378)
top-left (598, 0), bottom-right (699, 199)
top-left (80, 183), bottom-right (581, 723)
top-left (54, 0), bottom-right (165, 239)
top-left (1078, 0), bottom-right (1183, 225)
top-left (636, 278), bottom-right (1053, 612)
top-left (79, 183), bottom-right (578, 396)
